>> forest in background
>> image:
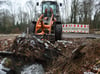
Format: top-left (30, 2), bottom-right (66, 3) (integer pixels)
top-left (0, 0), bottom-right (100, 33)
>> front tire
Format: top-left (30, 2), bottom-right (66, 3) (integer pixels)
top-left (55, 24), bottom-right (62, 41)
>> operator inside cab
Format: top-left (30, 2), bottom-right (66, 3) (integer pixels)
top-left (44, 7), bottom-right (53, 17)
top-left (42, 1), bottom-right (56, 17)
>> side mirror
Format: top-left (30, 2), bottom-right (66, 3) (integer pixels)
top-left (36, 2), bottom-right (39, 6)
top-left (60, 3), bottom-right (62, 6)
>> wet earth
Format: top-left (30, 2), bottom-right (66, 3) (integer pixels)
top-left (0, 34), bottom-right (100, 74)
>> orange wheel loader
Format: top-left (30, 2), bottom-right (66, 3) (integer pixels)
top-left (29, 1), bottom-right (62, 41)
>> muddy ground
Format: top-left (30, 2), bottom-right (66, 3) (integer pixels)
top-left (0, 34), bottom-right (19, 40)
top-left (0, 34), bottom-right (100, 74)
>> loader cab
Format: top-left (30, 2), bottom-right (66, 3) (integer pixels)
top-left (41, 1), bottom-right (59, 17)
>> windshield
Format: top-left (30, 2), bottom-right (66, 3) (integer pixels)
top-left (42, 2), bottom-right (57, 16)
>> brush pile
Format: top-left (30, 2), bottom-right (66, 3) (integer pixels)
top-left (0, 34), bottom-right (100, 74)
top-left (46, 39), bottom-right (100, 74)
top-left (10, 35), bottom-right (61, 62)
top-left (0, 39), bottom-right (13, 51)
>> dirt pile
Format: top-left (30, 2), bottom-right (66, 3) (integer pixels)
top-left (46, 39), bottom-right (100, 74)
top-left (0, 36), bottom-right (100, 74)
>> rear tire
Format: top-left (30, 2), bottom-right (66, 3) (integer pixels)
top-left (55, 24), bottom-right (62, 41)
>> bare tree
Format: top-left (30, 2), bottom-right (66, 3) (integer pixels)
top-left (70, 0), bottom-right (79, 23)
top-left (70, 0), bottom-right (94, 25)
top-left (26, 0), bottom-right (36, 22)
top-left (22, 12), bottom-right (29, 24)
top-left (1, 9), bottom-right (12, 28)
top-left (83, 0), bottom-right (94, 24)
top-left (6, 1), bottom-right (16, 25)
top-left (93, 1), bottom-right (100, 29)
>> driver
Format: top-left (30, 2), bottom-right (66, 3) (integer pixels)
top-left (50, 8), bottom-right (53, 14)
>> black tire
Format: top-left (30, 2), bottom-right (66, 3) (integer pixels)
top-left (55, 24), bottom-right (62, 41)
